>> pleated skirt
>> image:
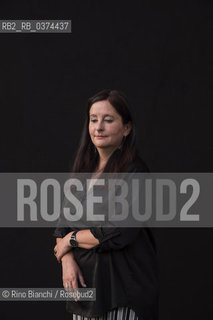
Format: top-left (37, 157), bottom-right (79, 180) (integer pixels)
top-left (72, 307), bottom-right (140, 320)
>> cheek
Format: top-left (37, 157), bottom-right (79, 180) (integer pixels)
top-left (110, 124), bottom-right (125, 136)
top-left (88, 124), bottom-right (93, 136)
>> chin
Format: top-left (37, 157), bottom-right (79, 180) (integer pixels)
top-left (95, 144), bottom-right (107, 148)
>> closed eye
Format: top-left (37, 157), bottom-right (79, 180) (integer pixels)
top-left (90, 119), bottom-right (113, 123)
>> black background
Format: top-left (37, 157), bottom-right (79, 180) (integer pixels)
top-left (0, 1), bottom-right (212, 319)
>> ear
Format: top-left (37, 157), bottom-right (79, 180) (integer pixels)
top-left (124, 122), bottom-right (132, 137)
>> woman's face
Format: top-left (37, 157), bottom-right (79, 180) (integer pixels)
top-left (89, 100), bottom-right (131, 153)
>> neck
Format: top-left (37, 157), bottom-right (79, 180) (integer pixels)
top-left (96, 147), bottom-right (117, 171)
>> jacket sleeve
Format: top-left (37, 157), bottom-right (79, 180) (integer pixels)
top-left (89, 227), bottom-right (141, 252)
top-left (53, 226), bottom-right (70, 238)
top-left (53, 210), bottom-right (78, 238)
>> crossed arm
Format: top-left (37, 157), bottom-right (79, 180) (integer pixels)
top-left (54, 230), bottom-right (100, 290)
top-left (54, 227), bottom-right (140, 289)
top-left (54, 229), bottom-right (100, 262)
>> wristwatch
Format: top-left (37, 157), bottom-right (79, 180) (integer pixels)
top-left (69, 231), bottom-right (78, 248)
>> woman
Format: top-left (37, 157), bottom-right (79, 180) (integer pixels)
top-left (53, 89), bottom-right (159, 320)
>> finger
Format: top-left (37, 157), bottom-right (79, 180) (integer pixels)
top-left (55, 255), bottom-right (61, 263)
top-left (64, 281), bottom-right (72, 291)
top-left (78, 272), bottom-right (87, 287)
top-left (71, 283), bottom-right (79, 302)
top-left (56, 250), bottom-right (66, 262)
top-left (57, 253), bottom-right (62, 263)
top-left (72, 279), bottom-right (78, 290)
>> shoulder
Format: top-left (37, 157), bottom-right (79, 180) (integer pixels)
top-left (127, 155), bottom-right (150, 173)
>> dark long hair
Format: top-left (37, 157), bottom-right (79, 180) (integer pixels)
top-left (72, 89), bottom-right (137, 173)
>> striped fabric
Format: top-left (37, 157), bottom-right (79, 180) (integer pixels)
top-left (73, 307), bottom-right (140, 320)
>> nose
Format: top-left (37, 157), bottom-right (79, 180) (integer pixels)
top-left (96, 120), bottom-right (104, 132)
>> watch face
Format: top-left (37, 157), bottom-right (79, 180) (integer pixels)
top-left (70, 239), bottom-right (78, 247)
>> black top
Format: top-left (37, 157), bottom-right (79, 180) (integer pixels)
top-left (53, 156), bottom-right (159, 320)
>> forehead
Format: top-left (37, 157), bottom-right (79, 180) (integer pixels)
top-left (89, 100), bottom-right (118, 116)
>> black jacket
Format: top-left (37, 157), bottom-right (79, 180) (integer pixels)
top-left (53, 156), bottom-right (159, 320)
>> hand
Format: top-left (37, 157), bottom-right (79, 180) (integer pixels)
top-left (62, 252), bottom-right (87, 295)
top-left (54, 232), bottom-right (73, 262)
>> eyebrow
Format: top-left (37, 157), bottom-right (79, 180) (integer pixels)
top-left (89, 114), bottom-right (114, 118)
